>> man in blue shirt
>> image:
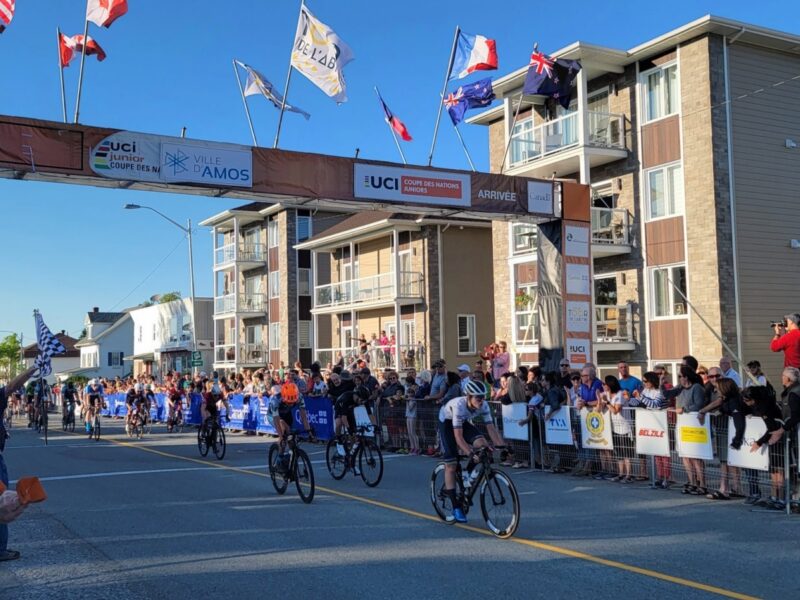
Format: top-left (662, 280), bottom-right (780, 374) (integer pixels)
top-left (617, 361), bottom-right (643, 397)
top-left (574, 365), bottom-right (603, 477)
top-left (424, 360), bottom-right (449, 405)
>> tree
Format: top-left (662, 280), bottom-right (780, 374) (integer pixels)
top-left (0, 334), bottom-right (22, 380)
top-left (159, 291), bottom-right (182, 303)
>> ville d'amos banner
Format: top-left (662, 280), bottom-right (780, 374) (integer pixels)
top-left (676, 413), bottom-right (713, 460)
top-left (544, 405), bottom-right (573, 446)
top-left (634, 409), bottom-right (670, 457)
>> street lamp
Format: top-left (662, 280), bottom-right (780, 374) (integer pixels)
top-left (123, 203), bottom-right (198, 374)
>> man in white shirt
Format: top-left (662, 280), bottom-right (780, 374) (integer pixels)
top-left (719, 357), bottom-right (742, 388)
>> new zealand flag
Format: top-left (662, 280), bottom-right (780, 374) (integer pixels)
top-left (444, 77), bottom-right (495, 126)
top-left (523, 49), bottom-right (581, 109)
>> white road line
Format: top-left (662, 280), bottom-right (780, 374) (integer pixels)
top-left (8, 464), bottom-right (266, 484)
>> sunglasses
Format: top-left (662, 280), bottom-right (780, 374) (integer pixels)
top-left (707, 374), bottom-right (721, 379)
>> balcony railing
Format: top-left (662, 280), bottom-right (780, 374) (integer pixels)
top-left (315, 271), bottom-right (423, 308)
top-left (509, 111), bottom-right (625, 169)
top-left (214, 343), bottom-right (268, 364)
top-left (214, 242), bottom-right (266, 266)
top-left (215, 344), bottom-right (235, 364)
top-left (315, 343), bottom-right (427, 372)
top-left (595, 304), bottom-right (634, 343)
top-left (591, 207), bottom-right (630, 247)
top-left (214, 293), bottom-right (266, 314)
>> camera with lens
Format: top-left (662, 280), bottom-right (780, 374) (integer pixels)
top-left (770, 320), bottom-right (787, 328)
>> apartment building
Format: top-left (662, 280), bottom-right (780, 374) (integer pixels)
top-left (470, 15), bottom-right (800, 378)
top-left (200, 203), bottom-right (344, 373)
top-left (295, 211), bottom-right (494, 371)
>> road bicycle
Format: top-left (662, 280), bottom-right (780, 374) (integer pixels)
top-left (268, 430), bottom-right (315, 504)
top-left (325, 424), bottom-right (384, 487)
top-left (127, 408), bottom-right (146, 440)
top-left (166, 401), bottom-right (184, 433)
top-left (86, 405), bottom-right (101, 441)
top-left (430, 446), bottom-right (520, 539)
top-left (33, 398), bottom-right (48, 445)
top-left (197, 415), bottom-right (226, 460)
top-left (62, 402), bottom-right (76, 433)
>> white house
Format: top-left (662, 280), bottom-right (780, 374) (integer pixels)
top-left (69, 307), bottom-right (134, 380)
top-left (127, 298), bottom-right (213, 377)
top-left (22, 331), bottom-right (81, 384)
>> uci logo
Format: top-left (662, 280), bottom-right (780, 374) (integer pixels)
top-left (364, 175), bottom-right (400, 190)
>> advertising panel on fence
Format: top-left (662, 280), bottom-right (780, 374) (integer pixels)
top-left (676, 413), bottom-right (713, 460)
top-left (502, 403), bottom-right (528, 441)
top-left (728, 416), bottom-right (769, 471)
top-left (354, 406), bottom-right (373, 437)
top-left (635, 409), bottom-right (670, 457)
top-left (544, 405), bottom-right (572, 445)
top-left (580, 408), bottom-right (613, 450)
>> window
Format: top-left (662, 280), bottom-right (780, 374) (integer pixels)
top-left (297, 215), bottom-right (312, 242)
top-left (457, 314), bottom-right (476, 354)
top-left (650, 265), bottom-right (687, 318)
top-left (108, 352), bottom-right (123, 367)
top-left (511, 223), bottom-right (537, 254)
top-left (245, 325), bottom-right (262, 346)
top-left (269, 271), bottom-right (280, 298)
top-left (298, 268), bottom-right (312, 296)
top-left (594, 276), bottom-right (617, 306)
top-left (268, 219), bottom-right (279, 248)
top-left (643, 63), bottom-right (678, 122)
top-left (298, 321), bottom-right (312, 348)
top-left (646, 163), bottom-right (684, 220)
top-left (509, 118), bottom-right (535, 166)
top-left (269, 322), bottom-right (280, 350)
top-left (513, 283), bottom-right (538, 346)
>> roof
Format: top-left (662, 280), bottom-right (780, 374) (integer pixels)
top-left (198, 202), bottom-right (277, 227)
top-left (87, 311), bottom-right (127, 324)
top-left (22, 333), bottom-right (80, 358)
top-left (75, 312), bottom-right (133, 347)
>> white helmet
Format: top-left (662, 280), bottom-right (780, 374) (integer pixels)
top-left (134, 383), bottom-right (144, 392)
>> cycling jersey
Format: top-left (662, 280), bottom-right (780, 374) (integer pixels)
top-left (438, 396), bottom-right (492, 428)
top-left (268, 394), bottom-right (305, 426)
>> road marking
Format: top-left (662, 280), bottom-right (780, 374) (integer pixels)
top-left (77, 435), bottom-right (759, 600)
top-left (9, 464), bottom-right (267, 484)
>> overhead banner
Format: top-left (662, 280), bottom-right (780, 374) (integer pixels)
top-left (354, 163), bottom-right (471, 207)
top-left (544, 405), bottom-right (572, 445)
top-left (580, 408), bottom-right (613, 450)
top-left (501, 403), bottom-right (528, 441)
top-left (727, 416), bottom-right (769, 471)
top-left (676, 413), bottom-right (713, 460)
top-left (635, 409), bottom-right (670, 457)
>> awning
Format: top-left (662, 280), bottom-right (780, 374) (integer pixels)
top-left (123, 352), bottom-right (155, 362)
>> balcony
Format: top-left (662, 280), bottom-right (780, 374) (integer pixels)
top-left (594, 304), bottom-right (635, 351)
top-left (315, 343), bottom-right (427, 372)
top-left (214, 242), bottom-right (266, 270)
top-left (313, 271), bottom-right (423, 312)
top-left (591, 207), bottom-right (632, 258)
top-left (506, 111), bottom-right (628, 179)
top-left (214, 293), bottom-right (267, 316)
top-left (214, 343), bottom-right (268, 365)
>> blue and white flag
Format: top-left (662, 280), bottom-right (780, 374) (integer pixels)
top-left (34, 354), bottom-right (52, 377)
top-left (35, 310), bottom-right (66, 358)
top-left (236, 60), bottom-right (311, 120)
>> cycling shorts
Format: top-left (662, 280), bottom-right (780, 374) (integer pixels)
top-left (438, 419), bottom-right (485, 464)
top-left (88, 394), bottom-right (102, 407)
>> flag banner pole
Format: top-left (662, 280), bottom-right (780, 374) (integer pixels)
top-left (233, 60), bottom-right (259, 147)
top-left (57, 27), bottom-right (67, 123)
top-left (374, 87), bottom-right (407, 165)
top-left (274, 0), bottom-right (304, 149)
top-left (427, 25), bottom-right (460, 166)
top-left (73, 5), bottom-right (90, 124)
top-left (499, 91), bottom-right (525, 173)
top-left (451, 125), bottom-right (476, 171)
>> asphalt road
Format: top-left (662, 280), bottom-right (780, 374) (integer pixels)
top-left (0, 416), bottom-right (798, 600)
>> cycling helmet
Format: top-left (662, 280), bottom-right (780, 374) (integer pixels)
top-left (281, 382), bottom-right (300, 405)
top-left (134, 383), bottom-right (144, 393)
top-left (145, 384), bottom-right (152, 391)
top-left (464, 380), bottom-right (486, 398)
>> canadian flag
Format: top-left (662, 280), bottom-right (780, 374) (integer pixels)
top-left (60, 34), bottom-right (107, 67)
top-left (86, 0), bottom-right (128, 28)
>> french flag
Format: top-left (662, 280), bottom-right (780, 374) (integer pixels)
top-left (449, 31), bottom-right (498, 80)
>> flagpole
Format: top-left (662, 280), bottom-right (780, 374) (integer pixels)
top-left (33, 309), bottom-right (47, 446)
top-left (374, 87), bottom-right (407, 165)
top-left (427, 25), bottom-right (460, 166)
top-left (274, 0), bottom-right (304, 149)
top-left (233, 60), bottom-right (259, 147)
top-left (73, 2), bottom-right (90, 124)
top-left (57, 27), bottom-right (67, 123)
top-left (451, 125), bottom-right (476, 171)
top-left (499, 92), bottom-right (526, 173)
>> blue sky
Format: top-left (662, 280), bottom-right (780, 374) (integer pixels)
top-left (1, 0), bottom-right (797, 346)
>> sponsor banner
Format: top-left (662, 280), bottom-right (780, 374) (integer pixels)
top-left (580, 408), bottom-right (613, 450)
top-left (354, 405), bottom-right (374, 437)
top-left (160, 142), bottom-right (252, 187)
top-left (527, 180), bottom-right (553, 215)
top-left (566, 301), bottom-right (591, 333)
top-left (676, 413), bottom-right (713, 460)
top-left (565, 338), bottom-right (589, 367)
top-left (91, 131), bottom-right (162, 181)
top-left (634, 409), bottom-right (670, 457)
top-left (355, 163), bottom-right (470, 207)
top-left (544, 405), bottom-right (572, 445)
top-left (502, 403), bottom-right (528, 440)
top-left (565, 224), bottom-right (589, 258)
top-left (566, 263), bottom-right (591, 295)
top-left (727, 416), bottom-right (769, 471)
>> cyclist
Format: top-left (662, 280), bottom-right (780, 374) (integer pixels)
top-left (84, 378), bottom-right (104, 432)
top-left (166, 384), bottom-right (184, 432)
top-left (438, 379), bottom-right (506, 523)
top-left (268, 382), bottom-right (313, 471)
top-left (32, 380), bottom-right (51, 429)
top-left (142, 384), bottom-right (156, 426)
top-left (125, 383), bottom-right (143, 432)
top-left (61, 382), bottom-right (77, 424)
top-left (333, 383), bottom-right (371, 452)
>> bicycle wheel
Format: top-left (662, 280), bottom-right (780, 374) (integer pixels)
top-left (212, 426), bottom-right (226, 460)
top-left (135, 417), bottom-right (144, 440)
top-left (42, 410), bottom-right (48, 445)
top-left (69, 412), bottom-right (75, 433)
top-left (325, 438), bottom-right (348, 480)
top-left (176, 414), bottom-right (184, 433)
top-left (430, 462), bottom-right (456, 523)
top-left (294, 448), bottom-right (315, 504)
top-left (93, 415), bottom-right (101, 441)
top-left (197, 425), bottom-right (209, 457)
top-left (62, 413), bottom-right (68, 432)
top-left (358, 439), bottom-right (384, 487)
top-left (479, 469), bottom-right (520, 539)
top-left (268, 444), bottom-right (288, 494)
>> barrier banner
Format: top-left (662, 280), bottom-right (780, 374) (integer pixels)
top-left (502, 403), bottom-right (528, 441)
top-left (354, 406), bottom-right (373, 437)
top-left (544, 406), bottom-right (572, 445)
top-left (635, 409), bottom-right (670, 457)
top-left (580, 408), bottom-right (613, 449)
top-left (676, 413), bottom-right (713, 460)
top-left (728, 416), bottom-right (769, 471)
